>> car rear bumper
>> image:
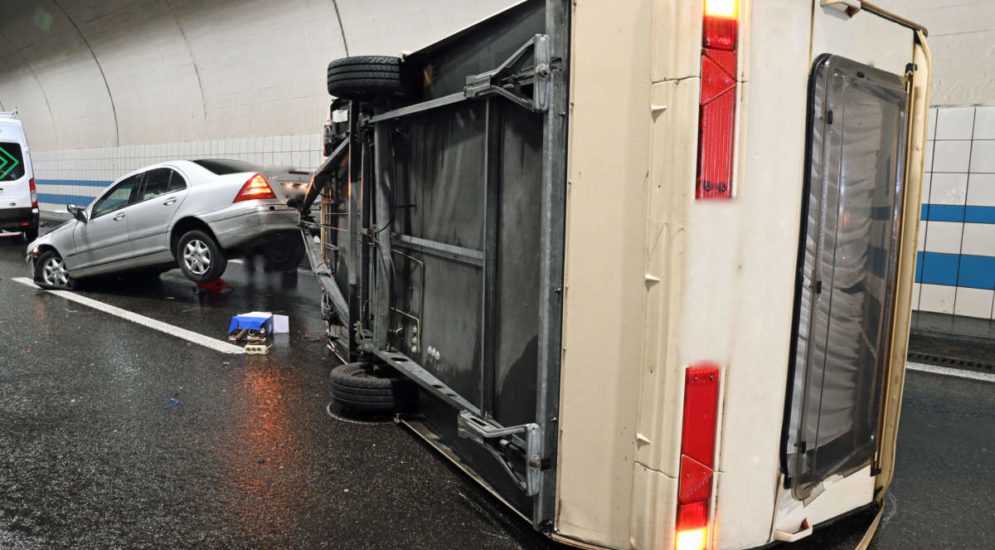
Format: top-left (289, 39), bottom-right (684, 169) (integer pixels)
top-left (204, 202), bottom-right (300, 250)
top-left (0, 207), bottom-right (38, 230)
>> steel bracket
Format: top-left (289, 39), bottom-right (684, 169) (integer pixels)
top-left (464, 34), bottom-right (552, 112)
top-left (372, 350), bottom-right (544, 496)
top-left (457, 411), bottom-right (542, 496)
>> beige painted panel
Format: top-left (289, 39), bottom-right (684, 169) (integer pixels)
top-left (770, 465), bottom-right (876, 537)
top-left (708, 1), bottom-right (815, 547)
top-left (555, 0), bottom-right (654, 547)
top-left (629, 464), bottom-right (679, 550)
top-left (812, 5), bottom-right (913, 76)
top-left (630, 77), bottom-right (698, 480)
top-left (651, 0), bottom-right (702, 82)
top-left (767, 2), bottom-right (920, 543)
top-left (877, 30), bottom-right (931, 503)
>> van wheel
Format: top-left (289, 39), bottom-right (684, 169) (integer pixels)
top-left (262, 234), bottom-right (305, 272)
top-left (22, 226), bottom-right (38, 243)
top-left (35, 250), bottom-right (75, 290)
top-left (176, 230), bottom-right (227, 283)
top-left (326, 56), bottom-right (411, 100)
top-left (329, 362), bottom-right (417, 414)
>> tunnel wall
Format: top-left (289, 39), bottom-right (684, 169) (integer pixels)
top-left (0, 0), bottom-right (515, 208)
top-left (878, 1), bottom-right (995, 319)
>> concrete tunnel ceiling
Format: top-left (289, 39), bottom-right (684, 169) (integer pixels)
top-left (0, 0), bottom-right (517, 152)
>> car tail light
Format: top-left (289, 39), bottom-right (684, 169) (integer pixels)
top-left (697, 0), bottom-right (739, 199)
top-left (675, 364), bottom-right (720, 550)
top-left (29, 178), bottom-right (37, 208)
top-left (234, 173), bottom-right (276, 202)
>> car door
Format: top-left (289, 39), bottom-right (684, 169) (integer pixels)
top-left (126, 167), bottom-right (189, 260)
top-left (70, 173), bottom-right (142, 271)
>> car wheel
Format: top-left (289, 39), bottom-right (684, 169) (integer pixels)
top-left (176, 230), bottom-right (227, 283)
top-left (262, 234), bottom-right (305, 272)
top-left (329, 362), bottom-right (417, 414)
top-left (326, 56), bottom-right (411, 101)
top-left (35, 250), bottom-right (75, 290)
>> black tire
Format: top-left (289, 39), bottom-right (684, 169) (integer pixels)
top-left (176, 230), bottom-right (227, 283)
top-left (329, 362), bottom-right (416, 414)
top-left (21, 226), bottom-right (38, 243)
top-left (34, 249), bottom-right (75, 290)
top-left (326, 56), bottom-right (410, 100)
top-left (262, 234), bottom-right (306, 272)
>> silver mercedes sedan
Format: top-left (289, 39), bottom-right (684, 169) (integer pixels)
top-left (27, 159), bottom-right (306, 289)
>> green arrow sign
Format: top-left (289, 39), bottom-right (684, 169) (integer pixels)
top-left (0, 146), bottom-right (20, 179)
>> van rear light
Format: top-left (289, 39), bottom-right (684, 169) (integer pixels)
top-left (676, 500), bottom-right (708, 550)
top-left (675, 364), bottom-right (720, 550)
top-left (697, 0), bottom-right (740, 199)
top-left (703, 0), bottom-right (738, 49)
top-left (29, 178), bottom-right (37, 208)
top-left (234, 173), bottom-right (276, 202)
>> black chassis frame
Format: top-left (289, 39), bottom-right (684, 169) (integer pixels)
top-left (304, 0), bottom-right (570, 530)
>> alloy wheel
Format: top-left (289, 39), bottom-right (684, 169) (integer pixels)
top-left (42, 256), bottom-right (70, 288)
top-left (183, 239), bottom-right (211, 276)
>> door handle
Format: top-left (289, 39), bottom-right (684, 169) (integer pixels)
top-left (113, 213), bottom-right (126, 221)
top-left (163, 198), bottom-right (177, 206)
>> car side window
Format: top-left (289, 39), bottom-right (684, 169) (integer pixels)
top-left (140, 168), bottom-right (172, 200)
top-left (167, 170), bottom-right (187, 192)
top-left (92, 174), bottom-right (141, 218)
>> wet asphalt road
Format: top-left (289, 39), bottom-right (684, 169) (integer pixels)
top-left (0, 228), bottom-right (992, 549)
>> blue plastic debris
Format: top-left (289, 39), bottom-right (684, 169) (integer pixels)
top-left (165, 398), bottom-right (179, 409)
top-left (228, 311), bottom-right (275, 335)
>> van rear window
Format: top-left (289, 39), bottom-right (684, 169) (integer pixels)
top-left (193, 159), bottom-right (263, 175)
top-left (0, 142), bottom-right (25, 181)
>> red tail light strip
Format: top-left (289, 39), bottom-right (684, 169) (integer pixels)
top-left (676, 363), bottom-right (720, 550)
top-left (696, 3), bottom-right (739, 200)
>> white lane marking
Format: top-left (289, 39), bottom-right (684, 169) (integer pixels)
top-left (13, 277), bottom-right (245, 355)
top-left (906, 361), bottom-right (995, 383)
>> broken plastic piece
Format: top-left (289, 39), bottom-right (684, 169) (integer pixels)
top-left (197, 278), bottom-right (233, 294)
top-left (165, 397), bottom-right (179, 409)
top-left (245, 344), bottom-right (272, 355)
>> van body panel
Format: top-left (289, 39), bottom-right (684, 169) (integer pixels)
top-left (0, 118), bottom-right (37, 232)
top-left (812, 7), bottom-right (913, 78)
top-left (554, 0), bottom-right (652, 546)
top-left (876, 31), bottom-right (931, 503)
top-left (708, 0), bottom-right (817, 546)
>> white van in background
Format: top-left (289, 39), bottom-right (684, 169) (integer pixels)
top-left (0, 110), bottom-right (39, 242)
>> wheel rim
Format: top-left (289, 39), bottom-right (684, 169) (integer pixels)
top-left (42, 256), bottom-right (70, 287)
top-left (182, 239), bottom-right (211, 276)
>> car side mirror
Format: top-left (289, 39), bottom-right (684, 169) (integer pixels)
top-left (67, 204), bottom-right (87, 223)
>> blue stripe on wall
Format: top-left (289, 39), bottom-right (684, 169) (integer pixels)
top-left (920, 204), bottom-right (995, 224)
top-left (917, 251), bottom-right (995, 290)
top-left (958, 255), bottom-right (995, 290)
top-left (965, 207), bottom-right (995, 224)
top-left (37, 179), bottom-right (113, 188)
top-left (916, 251), bottom-right (960, 286)
top-left (37, 193), bottom-right (96, 206)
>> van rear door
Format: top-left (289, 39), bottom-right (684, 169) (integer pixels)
top-left (0, 141), bottom-right (31, 209)
top-left (784, 54), bottom-right (909, 499)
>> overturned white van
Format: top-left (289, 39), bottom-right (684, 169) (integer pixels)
top-left (302, 1), bottom-right (931, 548)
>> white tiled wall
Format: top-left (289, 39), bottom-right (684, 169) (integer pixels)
top-left (917, 105), bottom-right (995, 320)
top-left (33, 133), bottom-right (323, 211)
